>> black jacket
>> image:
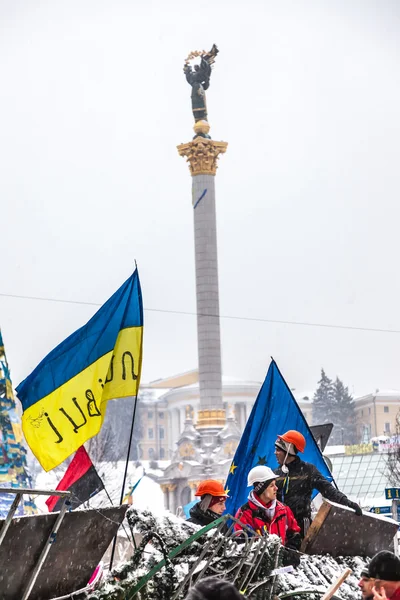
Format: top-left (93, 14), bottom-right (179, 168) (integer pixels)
top-left (274, 457), bottom-right (352, 533)
top-left (187, 502), bottom-right (221, 527)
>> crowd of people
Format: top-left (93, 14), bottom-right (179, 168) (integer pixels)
top-left (187, 429), bottom-right (361, 546)
top-left (183, 429), bottom-right (399, 599)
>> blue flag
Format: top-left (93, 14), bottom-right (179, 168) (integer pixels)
top-left (225, 360), bottom-right (334, 516)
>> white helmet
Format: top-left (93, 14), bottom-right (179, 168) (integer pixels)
top-left (247, 465), bottom-right (276, 487)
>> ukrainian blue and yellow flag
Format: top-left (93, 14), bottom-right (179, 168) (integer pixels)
top-left (16, 270), bottom-right (143, 471)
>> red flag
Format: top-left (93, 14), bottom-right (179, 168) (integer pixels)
top-left (46, 447), bottom-right (104, 512)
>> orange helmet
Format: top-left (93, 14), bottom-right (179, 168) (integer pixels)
top-left (278, 430), bottom-right (306, 453)
top-left (194, 480), bottom-right (229, 497)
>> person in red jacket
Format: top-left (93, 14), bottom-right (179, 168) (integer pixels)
top-left (234, 465), bottom-right (301, 551)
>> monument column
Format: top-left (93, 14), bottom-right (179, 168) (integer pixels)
top-left (178, 129), bottom-right (227, 433)
top-left (178, 46), bottom-right (227, 435)
top-left (160, 46), bottom-right (236, 505)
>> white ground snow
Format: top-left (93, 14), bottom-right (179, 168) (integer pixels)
top-left (33, 461), bottom-right (167, 515)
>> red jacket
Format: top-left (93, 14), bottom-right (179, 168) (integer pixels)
top-left (389, 587), bottom-right (400, 600)
top-left (234, 495), bottom-right (300, 545)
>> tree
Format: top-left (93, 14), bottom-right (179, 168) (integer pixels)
top-left (312, 369), bottom-right (334, 426)
top-left (87, 392), bottom-right (145, 463)
top-left (312, 370), bottom-right (357, 445)
top-left (330, 377), bottom-right (357, 445)
top-left (386, 410), bottom-right (400, 486)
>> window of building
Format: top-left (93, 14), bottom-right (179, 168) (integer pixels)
top-left (148, 411), bottom-right (153, 419)
top-left (159, 412), bottom-right (164, 419)
top-left (384, 406), bottom-right (389, 413)
top-left (159, 427), bottom-right (165, 439)
top-left (385, 422), bottom-right (391, 434)
top-left (361, 409), bottom-right (363, 417)
top-left (368, 407), bottom-right (371, 415)
top-left (148, 448), bottom-right (154, 459)
top-left (160, 447), bottom-right (165, 458)
top-left (148, 428), bottom-right (154, 439)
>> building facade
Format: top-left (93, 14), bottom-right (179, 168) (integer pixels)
top-left (354, 390), bottom-right (400, 442)
top-left (138, 380), bottom-right (400, 459)
top-left (138, 370), bottom-right (314, 460)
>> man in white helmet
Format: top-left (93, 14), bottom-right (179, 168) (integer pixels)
top-left (234, 465), bottom-right (301, 562)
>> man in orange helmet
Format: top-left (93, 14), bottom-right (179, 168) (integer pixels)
top-left (274, 430), bottom-right (362, 536)
top-left (187, 480), bottom-right (228, 527)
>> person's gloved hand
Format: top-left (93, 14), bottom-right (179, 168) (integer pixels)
top-left (282, 547), bottom-right (301, 568)
top-left (348, 500), bottom-right (362, 516)
top-left (285, 531), bottom-right (302, 551)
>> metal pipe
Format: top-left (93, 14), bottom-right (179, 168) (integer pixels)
top-left (373, 395), bottom-right (378, 437)
top-left (392, 499), bottom-right (399, 556)
top-left (21, 499), bottom-right (70, 600)
top-left (0, 492), bottom-right (22, 547)
top-left (0, 487), bottom-right (71, 497)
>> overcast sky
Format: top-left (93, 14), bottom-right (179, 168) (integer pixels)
top-left (1, 0), bottom-right (400, 399)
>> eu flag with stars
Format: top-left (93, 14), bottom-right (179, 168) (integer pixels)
top-left (225, 360), bottom-right (333, 516)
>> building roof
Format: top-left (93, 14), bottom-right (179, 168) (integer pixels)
top-left (145, 369), bottom-right (199, 389)
top-left (355, 390), bottom-right (400, 403)
top-left (330, 452), bottom-right (391, 503)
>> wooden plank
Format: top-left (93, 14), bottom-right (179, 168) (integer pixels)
top-left (321, 568), bottom-right (352, 600)
top-left (0, 505), bottom-right (128, 600)
top-left (301, 502), bottom-right (332, 553)
top-left (302, 500), bottom-right (398, 557)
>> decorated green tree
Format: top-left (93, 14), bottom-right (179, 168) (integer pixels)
top-left (0, 329), bottom-right (36, 516)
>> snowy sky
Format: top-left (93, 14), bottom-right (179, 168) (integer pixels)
top-left (1, 0), bottom-right (400, 398)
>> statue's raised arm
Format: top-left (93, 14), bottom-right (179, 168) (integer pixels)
top-left (183, 44), bottom-right (219, 134)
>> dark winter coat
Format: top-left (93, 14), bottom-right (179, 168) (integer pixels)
top-left (274, 456), bottom-right (353, 535)
top-left (185, 577), bottom-right (244, 600)
top-left (187, 502), bottom-right (221, 527)
top-left (234, 497), bottom-right (301, 547)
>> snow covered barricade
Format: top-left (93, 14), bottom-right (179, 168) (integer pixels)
top-left (0, 505), bottom-right (127, 600)
top-left (302, 500), bottom-right (399, 557)
top-left (85, 507), bottom-right (369, 600)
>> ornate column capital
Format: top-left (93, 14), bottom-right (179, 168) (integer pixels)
top-left (177, 137), bottom-right (228, 176)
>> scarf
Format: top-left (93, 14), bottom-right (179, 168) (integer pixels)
top-left (248, 490), bottom-right (277, 521)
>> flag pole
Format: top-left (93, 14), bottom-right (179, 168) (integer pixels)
top-left (109, 394), bottom-right (139, 570)
top-left (102, 485), bottom-right (135, 548)
top-left (272, 359), bottom-right (338, 488)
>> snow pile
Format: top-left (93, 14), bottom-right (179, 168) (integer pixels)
top-left (34, 461), bottom-right (166, 514)
top-left (84, 508), bottom-right (368, 600)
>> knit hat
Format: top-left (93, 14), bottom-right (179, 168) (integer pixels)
top-left (360, 567), bottom-right (370, 578)
top-left (368, 551), bottom-right (400, 581)
top-left (253, 477), bottom-right (275, 496)
top-left (208, 495), bottom-right (226, 509)
top-left (185, 577), bottom-right (245, 600)
top-left (275, 438), bottom-right (297, 456)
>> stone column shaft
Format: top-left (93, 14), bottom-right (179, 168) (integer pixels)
top-left (192, 174), bottom-right (222, 409)
top-left (178, 135), bottom-right (228, 429)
